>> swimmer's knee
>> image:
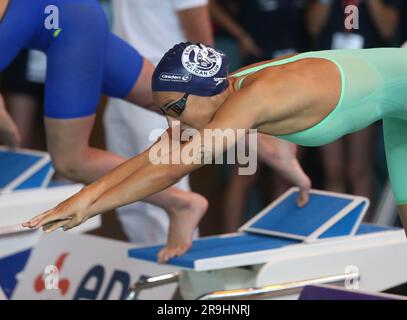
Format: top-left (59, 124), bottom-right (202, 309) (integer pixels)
top-left (51, 153), bottom-right (84, 181)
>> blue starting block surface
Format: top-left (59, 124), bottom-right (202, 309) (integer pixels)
top-left (0, 249), bottom-right (32, 299)
top-left (299, 285), bottom-right (406, 300)
top-left (0, 148), bottom-right (54, 193)
top-left (128, 189), bottom-right (391, 270)
top-left (239, 189), bottom-right (369, 242)
top-left (128, 224), bottom-right (393, 270)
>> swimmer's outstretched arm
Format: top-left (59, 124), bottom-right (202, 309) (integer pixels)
top-left (24, 87), bottom-right (263, 231)
top-left (22, 125), bottom-right (182, 230)
top-left (24, 84), bottom-right (310, 232)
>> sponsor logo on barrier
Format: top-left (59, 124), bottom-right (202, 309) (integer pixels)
top-left (12, 232), bottom-right (175, 300)
top-left (32, 252), bottom-right (132, 300)
top-left (34, 253), bottom-right (70, 295)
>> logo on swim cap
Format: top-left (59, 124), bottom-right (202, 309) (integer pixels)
top-left (159, 72), bottom-right (192, 83)
top-left (214, 77), bottom-right (227, 86)
top-left (181, 44), bottom-right (223, 78)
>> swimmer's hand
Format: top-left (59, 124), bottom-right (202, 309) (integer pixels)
top-left (256, 134), bottom-right (311, 208)
top-left (0, 95), bottom-right (21, 148)
top-left (296, 184), bottom-right (310, 208)
top-left (22, 188), bottom-right (95, 233)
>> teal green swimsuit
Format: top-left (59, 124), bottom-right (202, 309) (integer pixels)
top-left (231, 48), bottom-right (407, 205)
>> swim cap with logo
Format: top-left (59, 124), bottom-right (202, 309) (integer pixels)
top-left (152, 42), bottom-right (230, 96)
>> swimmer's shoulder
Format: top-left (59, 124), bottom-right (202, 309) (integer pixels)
top-left (230, 53), bottom-right (299, 78)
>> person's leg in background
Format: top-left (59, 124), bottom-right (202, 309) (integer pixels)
top-left (2, 50), bottom-right (46, 149)
top-left (6, 94), bottom-right (39, 147)
top-left (321, 128), bottom-right (376, 216)
top-left (346, 126), bottom-right (376, 219)
top-left (321, 140), bottom-right (346, 193)
top-left (43, 1), bottom-right (119, 183)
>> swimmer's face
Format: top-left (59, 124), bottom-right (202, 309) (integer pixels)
top-left (153, 91), bottom-right (221, 129)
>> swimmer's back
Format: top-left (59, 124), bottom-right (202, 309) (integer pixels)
top-left (231, 48), bottom-right (407, 146)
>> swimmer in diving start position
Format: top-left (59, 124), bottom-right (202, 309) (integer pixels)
top-left (1, 0), bottom-right (310, 259)
top-left (25, 42), bottom-right (407, 262)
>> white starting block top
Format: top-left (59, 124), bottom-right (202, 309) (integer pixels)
top-left (0, 148), bottom-right (101, 255)
top-left (128, 189), bottom-right (400, 271)
top-left (0, 147), bottom-right (55, 236)
top-left (0, 147), bottom-right (54, 194)
top-left (239, 188), bottom-right (369, 242)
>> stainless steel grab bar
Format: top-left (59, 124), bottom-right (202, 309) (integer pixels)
top-left (126, 272), bottom-right (180, 300)
top-left (198, 271), bottom-right (360, 300)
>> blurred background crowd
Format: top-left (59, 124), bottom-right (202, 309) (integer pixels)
top-left (0, 0), bottom-right (406, 242)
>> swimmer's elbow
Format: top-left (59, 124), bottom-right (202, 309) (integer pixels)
top-left (151, 165), bottom-right (183, 189)
top-left (149, 161), bottom-right (198, 189)
top-left (166, 167), bottom-right (187, 185)
top-left (164, 163), bottom-right (196, 186)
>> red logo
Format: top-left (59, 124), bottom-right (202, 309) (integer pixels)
top-left (34, 253), bottom-right (70, 295)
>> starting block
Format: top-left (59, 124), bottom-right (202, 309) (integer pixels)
top-left (128, 188), bottom-right (407, 300)
top-left (0, 148), bottom-right (101, 255)
top-left (239, 189), bottom-right (368, 242)
top-left (0, 148), bottom-right (102, 299)
top-left (129, 188), bottom-right (370, 270)
top-left (0, 147), bottom-right (54, 194)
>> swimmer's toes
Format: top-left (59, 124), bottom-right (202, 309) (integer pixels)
top-left (158, 245), bottom-right (191, 263)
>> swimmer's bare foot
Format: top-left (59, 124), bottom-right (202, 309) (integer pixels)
top-left (158, 192), bottom-right (208, 263)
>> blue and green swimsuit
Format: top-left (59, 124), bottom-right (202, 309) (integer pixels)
top-left (231, 48), bottom-right (407, 205)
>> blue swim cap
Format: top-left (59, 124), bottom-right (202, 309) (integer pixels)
top-left (152, 42), bottom-right (230, 97)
